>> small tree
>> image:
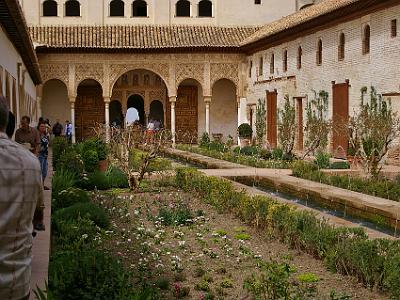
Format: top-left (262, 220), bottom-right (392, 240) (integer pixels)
top-left (255, 98), bottom-right (266, 145)
top-left (347, 87), bottom-right (400, 177)
top-left (108, 125), bottom-right (171, 191)
top-left (278, 94), bottom-right (296, 158)
top-left (303, 90), bottom-right (331, 158)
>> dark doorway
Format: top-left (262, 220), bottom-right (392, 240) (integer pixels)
top-left (132, 0), bottom-right (147, 17)
top-left (65, 0), bottom-right (80, 16)
top-left (127, 94), bottom-right (145, 125)
top-left (176, 0), bottom-right (190, 17)
top-left (332, 81), bottom-right (349, 158)
top-left (295, 97), bottom-right (304, 151)
top-left (150, 100), bottom-right (164, 126)
top-left (266, 90), bottom-right (277, 148)
top-left (109, 100), bottom-right (123, 128)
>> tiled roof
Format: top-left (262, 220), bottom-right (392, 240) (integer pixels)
top-left (241, 0), bottom-right (389, 47)
top-left (0, 0), bottom-right (41, 84)
top-left (29, 25), bottom-right (260, 50)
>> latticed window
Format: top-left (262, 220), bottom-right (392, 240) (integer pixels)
top-left (176, 0), bottom-right (190, 17)
top-left (132, 0), bottom-right (147, 17)
top-left (270, 53), bottom-right (274, 74)
top-left (43, 0), bottom-right (57, 16)
top-left (110, 0), bottom-right (124, 17)
top-left (65, 0), bottom-right (80, 17)
top-left (362, 25), bottom-right (370, 55)
top-left (338, 33), bottom-right (345, 61)
top-left (391, 19), bottom-right (397, 38)
top-left (316, 39), bottom-right (322, 65)
top-left (297, 46), bottom-right (302, 69)
top-left (249, 61), bottom-right (252, 78)
top-left (255, 0), bottom-right (261, 4)
top-left (198, 0), bottom-right (212, 17)
top-left (283, 49), bottom-right (288, 72)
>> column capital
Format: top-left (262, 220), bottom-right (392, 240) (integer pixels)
top-left (103, 96), bottom-right (111, 103)
top-left (204, 96), bottom-right (212, 103)
top-left (69, 96), bottom-right (76, 103)
top-left (169, 96), bottom-right (177, 103)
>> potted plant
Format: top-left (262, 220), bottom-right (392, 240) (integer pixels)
top-left (238, 123), bottom-right (253, 148)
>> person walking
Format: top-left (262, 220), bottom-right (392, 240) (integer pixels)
top-left (38, 121), bottom-right (50, 191)
top-left (15, 116), bottom-right (40, 155)
top-left (0, 96), bottom-right (44, 300)
top-left (65, 120), bottom-right (72, 144)
top-left (52, 119), bottom-right (63, 137)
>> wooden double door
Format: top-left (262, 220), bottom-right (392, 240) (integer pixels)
top-left (75, 85), bottom-right (104, 141)
top-left (332, 81), bottom-right (349, 158)
top-left (167, 86), bottom-right (198, 142)
top-left (266, 90), bottom-right (278, 148)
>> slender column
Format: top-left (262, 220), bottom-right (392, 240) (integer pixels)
top-left (104, 96), bottom-right (110, 142)
top-left (237, 98), bottom-right (241, 145)
top-left (204, 96), bottom-right (211, 135)
top-left (69, 97), bottom-right (76, 144)
top-left (169, 96), bottom-right (177, 146)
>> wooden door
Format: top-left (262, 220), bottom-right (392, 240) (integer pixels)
top-left (75, 85), bottom-right (104, 141)
top-left (266, 90), bottom-right (277, 148)
top-left (172, 86), bottom-right (198, 142)
top-left (296, 97), bottom-right (304, 151)
top-left (332, 81), bottom-right (349, 158)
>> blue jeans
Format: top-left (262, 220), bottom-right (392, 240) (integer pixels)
top-left (38, 155), bottom-right (48, 181)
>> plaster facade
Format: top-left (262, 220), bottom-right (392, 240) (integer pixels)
top-left (20, 0), bottom-right (296, 26)
top-left (0, 24), bottom-right (38, 126)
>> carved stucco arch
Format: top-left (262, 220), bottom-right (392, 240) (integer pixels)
top-left (176, 77), bottom-right (204, 94)
top-left (109, 64), bottom-right (172, 97)
top-left (175, 63), bottom-right (205, 92)
top-left (210, 63), bottom-right (239, 95)
top-left (74, 63), bottom-right (105, 95)
top-left (40, 64), bottom-right (70, 93)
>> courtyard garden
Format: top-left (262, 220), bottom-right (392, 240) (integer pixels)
top-left (36, 129), bottom-right (400, 299)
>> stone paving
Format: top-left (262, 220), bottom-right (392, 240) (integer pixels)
top-left (29, 157), bottom-right (52, 299)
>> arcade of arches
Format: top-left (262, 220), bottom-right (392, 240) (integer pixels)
top-left (38, 53), bottom-right (244, 143)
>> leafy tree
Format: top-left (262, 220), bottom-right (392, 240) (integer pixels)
top-left (255, 98), bottom-right (266, 145)
top-left (347, 87), bottom-right (400, 177)
top-left (303, 90), bottom-right (331, 158)
top-left (278, 95), bottom-right (296, 158)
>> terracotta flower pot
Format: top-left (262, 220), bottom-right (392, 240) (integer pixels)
top-left (98, 159), bottom-right (109, 172)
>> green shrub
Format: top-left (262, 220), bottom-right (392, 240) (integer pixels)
top-left (81, 137), bottom-right (108, 161)
top-left (158, 205), bottom-right (193, 226)
top-left (52, 217), bottom-right (99, 251)
top-left (106, 166), bottom-right (129, 188)
top-left (52, 168), bottom-right (76, 198)
top-left (315, 151), bottom-right (331, 169)
top-left (52, 137), bottom-right (69, 169)
top-left (240, 146), bottom-right (259, 156)
top-left (82, 149), bottom-right (99, 173)
top-left (329, 161), bottom-right (350, 169)
top-left (49, 250), bottom-right (134, 300)
top-left (53, 202), bottom-right (110, 229)
top-left (80, 171), bottom-right (111, 190)
top-left (52, 187), bottom-right (90, 211)
top-left (207, 141), bottom-right (226, 152)
top-left (271, 148), bottom-right (284, 160)
top-left (199, 132), bottom-right (211, 148)
top-left (148, 157), bottom-right (172, 172)
top-left (56, 149), bottom-right (84, 177)
top-left (238, 123), bottom-right (253, 138)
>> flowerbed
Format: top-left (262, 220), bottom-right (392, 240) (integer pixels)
top-left (292, 161), bottom-right (400, 202)
top-left (176, 144), bottom-right (293, 169)
top-left (176, 168), bottom-right (400, 298)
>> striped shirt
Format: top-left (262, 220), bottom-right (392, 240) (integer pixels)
top-left (0, 132), bottom-right (44, 300)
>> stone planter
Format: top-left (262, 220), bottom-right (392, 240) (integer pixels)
top-left (98, 159), bottom-right (109, 172)
top-left (239, 137), bottom-right (251, 148)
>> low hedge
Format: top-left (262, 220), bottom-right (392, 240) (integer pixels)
top-left (175, 168), bottom-right (400, 297)
top-left (292, 161), bottom-right (400, 202)
top-left (52, 187), bottom-right (90, 211)
top-left (49, 250), bottom-right (135, 300)
top-left (176, 144), bottom-right (293, 169)
top-left (53, 202), bottom-right (110, 229)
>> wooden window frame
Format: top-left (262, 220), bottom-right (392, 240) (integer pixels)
top-left (316, 39), bottom-right (322, 66)
top-left (283, 49), bottom-right (288, 72)
top-left (391, 19), bottom-right (397, 38)
top-left (338, 32), bottom-right (345, 61)
top-left (297, 46), bottom-right (302, 70)
top-left (270, 53), bottom-right (274, 74)
top-left (362, 25), bottom-right (371, 55)
top-left (259, 56), bottom-right (263, 76)
top-left (249, 60), bottom-right (252, 78)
